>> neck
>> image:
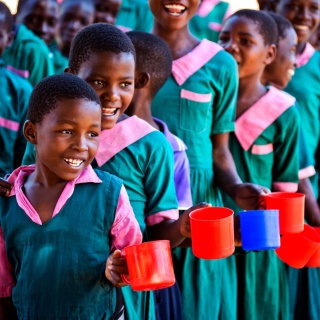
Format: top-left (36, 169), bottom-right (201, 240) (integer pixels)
top-left (296, 41), bottom-right (307, 55)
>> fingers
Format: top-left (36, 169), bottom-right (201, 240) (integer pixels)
top-left (0, 178), bottom-right (12, 197)
top-left (105, 250), bottom-right (129, 287)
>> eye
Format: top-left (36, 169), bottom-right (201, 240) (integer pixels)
top-left (310, 4), bottom-right (320, 12)
top-left (88, 131), bottom-right (99, 138)
top-left (218, 35), bottom-right (229, 43)
top-left (287, 3), bottom-right (299, 11)
top-left (240, 38), bottom-right (252, 45)
top-left (60, 130), bottom-right (73, 134)
top-left (120, 81), bottom-right (133, 88)
top-left (90, 80), bottom-right (105, 88)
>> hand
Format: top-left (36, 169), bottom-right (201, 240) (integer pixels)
top-left (231, 183), bottom-right (270, 210)
top-left (0, 177), bottom-right (12, 197)
top-left (105, 250), bottom-right (128, 288)
top-left (179, 202), bottom-right (212, 238)
top-left (234, 215), bottom-right (242, 247)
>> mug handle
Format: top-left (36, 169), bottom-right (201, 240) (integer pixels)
top-left (121, 274), bottom-right (130, 284)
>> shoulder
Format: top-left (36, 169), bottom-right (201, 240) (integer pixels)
top-left (93, 169), bottom-right (123, 186)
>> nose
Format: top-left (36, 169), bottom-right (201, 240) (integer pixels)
top-left (297, 7), bottom-right (312, 21)
top-left (71, 134), bottom-right (89, 152)
top-left (223, 40), bottom-right (239, 54)
top-left (102, 86), bottom-right (120, 102)
top-left (67, 20), bottom-right (82, 32)
top-left (40, 21), bottom-right (50, 34)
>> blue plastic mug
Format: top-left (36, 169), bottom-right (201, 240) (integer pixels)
top-left (240, 210), bottom-right (280, 250)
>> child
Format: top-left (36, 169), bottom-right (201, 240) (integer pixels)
top-left (56, 0), bottom-right (95, 58)
top-left (0, 73), bottom-right (142, 319)
top-left (2, 0), bottom-right (54, 86)
top-left (189, 0), bottom-right (231, 43)
top-left (0, 2), bottom-right (32, 177)
top-left (271, 1), bottom-right (320, 318)
top-left (149, 1), bottom-right (269, 319)
top-left (218, 9), bottom-right (300, 320)
top-left (126, 30), bottom-right (193, 320)
top-left (93, 0), bottom-right (122, 25)
top-left (15, 0), bottom-right (68, 74)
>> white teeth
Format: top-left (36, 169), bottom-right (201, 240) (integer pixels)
top-left (288, 69), bottom-right (295, 76)
top-left (164, 4), bottom-right (186, 10)
top-left (293, 24), bottom-right (309, 31)
top-left (64, 158), bottom-right (84, 167)
top-left (102, 108), bottom-right (117, 116)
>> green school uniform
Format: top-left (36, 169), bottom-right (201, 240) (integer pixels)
top-left (0, 59), bottom-right (32, 177)
top-left (48, 41), bottom-right (69, 74)
top-left (94, 116), bottom-right (178, 320)
top-left (152, 39), bottom-right (238, 320)
top-left (2, 24), bottom-right (54, 87)
top-left (221, 87), bottom-right (300, 320)
top-left (190, 0), bottom-right (230, 43)
top-left (116, 0), bottom-right (153, 32)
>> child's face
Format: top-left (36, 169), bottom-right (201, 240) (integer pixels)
top-left (0, 16), bottom-right (11, 56)
top-left (219, 16), bottom-right (275, 79)
top-left (30, 99), bottom-right (101, 182)
top-left (275, 0), bottom-right (320, 43)
top-left (148, 0), bottom-right (200, 30)
top-left (309, 24), bottom-right (320, 48)
top-left (94, 0), bottom-right (122, 24)
top-left (18, 0), bottom-right (58, 45)
top-left (264, 27), bottom-right (297, 89)
top-left (76, 51), bottom-right (135, 130)
top-left (57, 2), bottom-right (95, 55)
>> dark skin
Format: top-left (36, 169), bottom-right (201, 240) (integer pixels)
top-left (93, 0), bottom-right (122, 24)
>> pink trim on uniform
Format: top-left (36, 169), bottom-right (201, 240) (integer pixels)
top-left (145, 209), bottom-right (179, 227)
top-left (209, 22), bottom-right (222, 32)
top-left (181, 89), bottom-right (212, 102)
top-left (6, 65), bottom-right (29, 79)
top-left (272, 182), bottom-right (298, 192)
top-left (95, 116), bottom-right (156, 166)
top-left (251, 143), bottom-right (274, 155)
top-left (117, 25), bottom-right (131, 32)
top-left (197, 0), bottom-right (220, 17)
top-left (299, 165), bottom-right (316, 180)
top-left (0, 117), bottom-right (19, 131)
top-left (235, 86), bottom-right (295, 151)
top-left (172, 39), bottom-right (222, 86)
top-left (296, 43), bottom-right (315, 68)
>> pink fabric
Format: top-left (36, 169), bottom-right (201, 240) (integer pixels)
top-left (209, 22), bottom-right (222, 32)
top-left (251, 143), bottom-right (274, 155)
top-left (145, 209), bottom-right (179, 227)
top-left (272, 182), bottom-right (298, 192)
top-left (181, 89), bottom-right (212, 102)
top-left (298, 165), bottom-right (316, 180)
top-left (6, 65), bottom-right (29, 79)
top-left (172, 39), bottom-right (222, 86)
top-left (0, 228), bottom-right (15, 297)
top-left (235, 87), bottom-right (295, 151)
top-left (296, 43), bottom-right (315, 68)
top-left (117, 25), bottom-right (131, 32)
top-left (0, 117), bottom-right (19, 131)
top-left (197, 0), bottom-right (220, 17)
top-left (95, 116), bottom-right (156, 166)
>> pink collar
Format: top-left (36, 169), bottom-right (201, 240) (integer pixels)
top-left (95, 116), bottom-right (156, 167)
top-left (235, 87), bottom-right (295, 151)
top-left (172, 39), bottom-right (222, 85)
top-left (197, 0), bottom-right (221, 17)
top-left (296, 43), bottom-right (315, 68)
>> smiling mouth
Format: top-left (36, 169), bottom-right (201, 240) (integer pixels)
top-left (164, 3), bottom-right (187, 16)
top-left (287, 69), bottom-right (295, 76)
top-left (64, 158), bottom-right (84, 167)
top-left (293, 24), bottom-right (309, 31)
top-left (102, 107), bottom-right (118, 117)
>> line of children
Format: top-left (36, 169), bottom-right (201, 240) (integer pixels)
top-left (0, 73), bottom-right (142, 319)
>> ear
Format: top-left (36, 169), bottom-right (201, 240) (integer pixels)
top-left (64, 66), bottom-right (74, 74)
top-left (135, 72), bottom-right (150, 89)
top-left (264, 44), bottom-right (277, 65)
top-left (23, 120), bottom-right (38, 145)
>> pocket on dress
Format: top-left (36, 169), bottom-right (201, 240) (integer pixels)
top-left (179, 89), bottom-right (212, 134)
top-left (251, 143), bottom-right (274, 179)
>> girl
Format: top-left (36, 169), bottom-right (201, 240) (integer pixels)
top-left (0, 73), bottom-right (142, 319)
top-left (218, 9), bottom-right (300, 320)
top-left (149, 1), bottom-right (269, 319)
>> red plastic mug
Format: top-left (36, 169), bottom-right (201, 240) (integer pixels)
top-left (189, 207), bottom-right (234, 260)
top-left (306, 227), bottom-right (320, 268)
top-left (275, 224), bottom-right (320, 269)
top-left (264, 192), bottom-right (305, 234)
top-left (121, 240), bottom-right (175, 291)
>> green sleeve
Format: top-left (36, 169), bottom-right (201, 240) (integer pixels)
top-left (22, 141), bottom-right (36, 165)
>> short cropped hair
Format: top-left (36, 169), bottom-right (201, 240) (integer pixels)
top-left (0, 1), bottom-right (13, 32)
top-left (267, 12), bottom-right (294, 43)
top-left (126, 31), bottom-right (172, 97)
top-left (28, 73), bottom-right (101, 123)
top-left (69, 23), bottom-right (136, 74)
top-left (229, 9), bottom-right (278, 45)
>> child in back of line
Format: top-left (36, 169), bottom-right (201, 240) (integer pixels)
top-left (218, 9), bottom-right (300, 320)
top-left (126, 30), bottom-right (193, 320)
top-left (0, 73), bottom-right (142, 319)
top-left (0, 2), bottom-right (33, 178)
top-left (149, 1), bottom-right (269, 319)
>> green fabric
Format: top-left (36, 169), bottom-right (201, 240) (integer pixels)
top-left (285, 50), bottom-right (320, 198)
top-left (0, 169), bottom-right (122, 319)
top-left (189, 1), bottom-right (229, 43)
top-left (116, 0), bottom-right (153, 32)
top-left (0, 59), bottom-right (32, 177)
top-left (2, 24), bottom-right (54, 87)
top-left (48, 41), bottom-right (69, 74)
top-left (152, 48), bottom-right (238, 320)
top-left (221, 91), bottom-right (300, 320)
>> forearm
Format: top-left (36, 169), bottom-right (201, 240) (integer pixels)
top-left (298, 178), bottom-right (320, 226)
top-left (0, 297), bottom-right (17, 319)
